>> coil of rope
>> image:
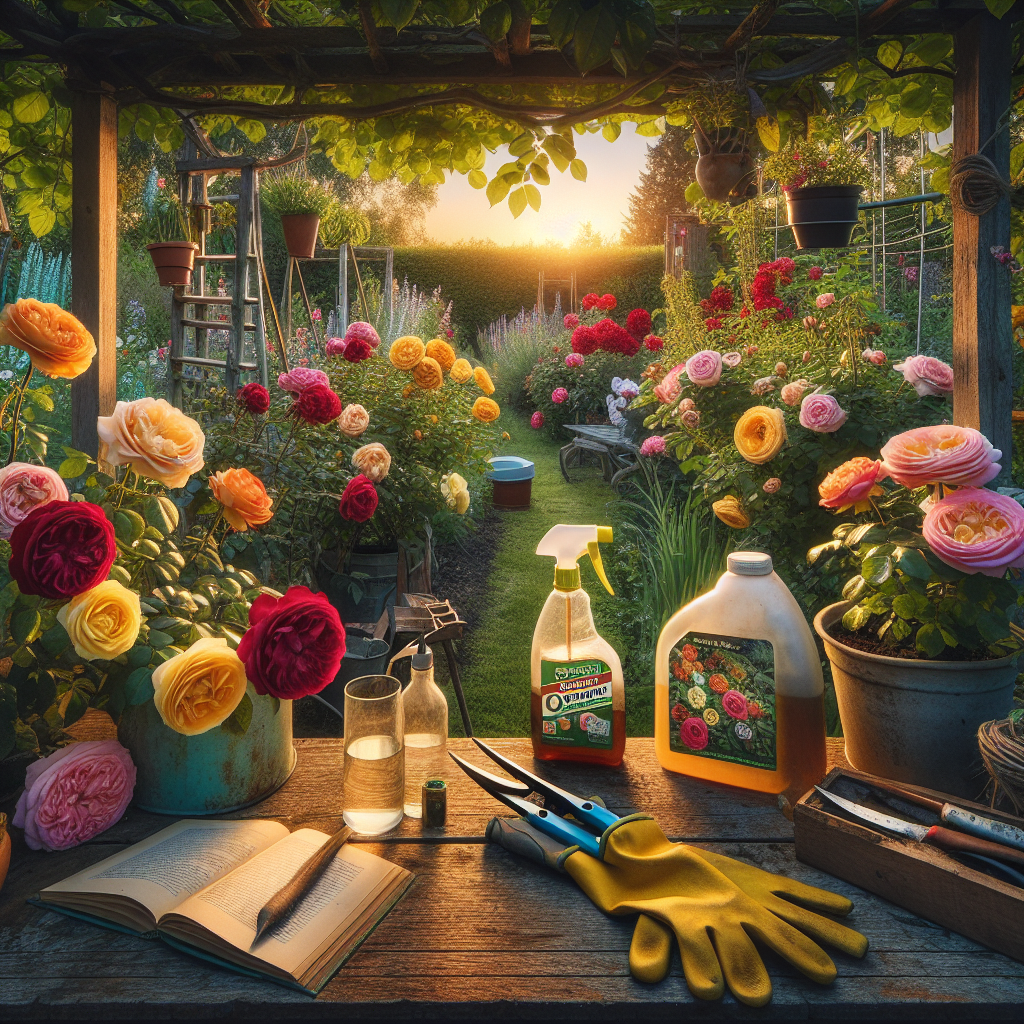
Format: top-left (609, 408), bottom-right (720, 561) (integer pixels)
top-left (978, 713), bottom-right (1024, 814)
top-left (949, 153), bottom-right (1024, 216)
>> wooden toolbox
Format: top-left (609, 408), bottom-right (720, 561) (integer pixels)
top-left (794, 767), bottom-right (1024, 963)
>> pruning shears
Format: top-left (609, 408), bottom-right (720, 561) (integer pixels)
top-left (449, 739), bottom-right (620, 857)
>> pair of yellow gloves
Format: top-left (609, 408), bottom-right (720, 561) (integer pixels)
top-left (486, 812), bottom-right (867, 1007)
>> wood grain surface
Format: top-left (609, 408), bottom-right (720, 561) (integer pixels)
top-left (2, 734), bottom-right (1023, 1019)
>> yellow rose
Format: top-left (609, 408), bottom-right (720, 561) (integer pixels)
top-left (412, 355), bottom-right (444, 390)
top-left (0, 298), bottom-right (96, 379)
top-left (703, 708), bottom-right (720, 726)
top-left (472, 396), bottom-right (500, 422)
top-left (473, 366), bottom-right (496, 395)
top-left (712, 495), bottom-right (751, 530)
top-left (402, 383), bottom-right (415, 398)
top-left (97, 398), bottom-right (205, 488)
top-left (209, 467), bottom-right (273, 532)
top-left (352, 442), bottom-right (391, 482)
top-left (389, 335), bottom-right (425, 371)
top-left (734, 405), bottom-right (787, 465)
top-left (338, 403), bottom-right (369, 437)
top-left (441, 472), bottom-right (470, 514)
top-left (450, 358), bottom-right (473, 383)
top-left (425, 338), bottom-right (456, 372)
top-left (152, 637), bottom-right (248, 736)
top-left (56, 580), bottom-right (141, 661)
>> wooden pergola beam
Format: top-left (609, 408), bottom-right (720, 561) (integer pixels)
top-left (953, 10), bottom-right (1014, 479)
top-left (69, 84), bottom-right (117, 462)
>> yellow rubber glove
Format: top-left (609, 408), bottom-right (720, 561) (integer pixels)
top-left (562, 817), bottom-right (868, 1007)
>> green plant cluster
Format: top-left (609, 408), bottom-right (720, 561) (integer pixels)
top-left (762, 135), bottom-right (873, 192)
top-left (260, 173), bottom-right (335, 218)
top-left (808, 500), bottom-right (1023, 662)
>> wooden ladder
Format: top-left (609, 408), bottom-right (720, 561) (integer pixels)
top-left (168, 147), bottom-right (269, 406)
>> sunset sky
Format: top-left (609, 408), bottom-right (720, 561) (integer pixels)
top-left (424, 123), bottom-right (652, 246)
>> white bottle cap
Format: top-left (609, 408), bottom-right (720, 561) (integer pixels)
top-left (728, 551), bottom-right (773, 576)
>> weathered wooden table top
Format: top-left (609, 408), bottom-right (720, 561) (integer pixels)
top-left (2, 735), bottom-right (1022, 1020)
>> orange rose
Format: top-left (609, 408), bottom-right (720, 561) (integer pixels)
top-left (708, 673), bottom-right (729, 694)
top-left (472, 396), bottom-right (500, 422)
top-left (734, 406), bottom-right (787, 465)
top-left (0, 299), bottom-right (96, 379)
top-left (425, 338), bottom-right (456, 372)
top-left (389, 335), bottom-right (425, 371)
top-left (209, 467), bottom-right (273, 531)
top-left (712, 495), bottom-right (750, 529)
top-left (818, 457), bottom-right (884, 513)
top-left (97, 398), bottom-right (205, 488)
top-left (352, 442), bottom-right (391, 482)
top-left (473, 366), bottom-right (496, 394)
top-left (450, 358), bottom-right (473, 383)
top-left (413, 355), bottom-right (444, 390)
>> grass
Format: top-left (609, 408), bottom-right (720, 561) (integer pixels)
top-left (451, 414), bottom-right (654, 738)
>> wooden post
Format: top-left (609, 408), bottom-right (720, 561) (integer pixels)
top-left (953, 13), bottom-right (1013, 481)
top-left (70, 85), bottom-right (118, 459)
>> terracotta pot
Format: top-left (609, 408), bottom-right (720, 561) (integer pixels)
top-left (146, 241), bottom-right (198, 288)
top-left (280, 213), bottom-right (320, 259)
top-left (785, 185), bottom-right (862, 250)
top-left (814, 601), bottom-right (1017, 798)
top-left (695, 151), bottom-right (757, 203)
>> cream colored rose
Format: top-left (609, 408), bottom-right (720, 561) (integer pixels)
top-left (57, 581), bottom-right (142, 661)
top-left (151, 637), bottom-right (248, 736)
top-left (97, 398), bottom-right (205, 488)
top-left (352, 442), bottom-right (391, 482)
top-left (338, 403), bottom-right (370, 438)
top-left (441, 472), bottom-right (470, 514)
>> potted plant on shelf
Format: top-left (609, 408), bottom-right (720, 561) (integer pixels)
top-left (144, 194), bottom-right (199, 288)
top-left (807, 424), bottom-right (1022, 797)
top-left (260, 173), bottom-right (335, 259)
top-left (763, 133), bottom-right (871, 249)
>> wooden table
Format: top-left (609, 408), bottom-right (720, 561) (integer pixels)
top-left (2, 737), bottom-right (1023, 1020)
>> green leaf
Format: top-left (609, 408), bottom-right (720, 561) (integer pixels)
top-left (842, 604), bottom-right (872, 631)
top-left (569, 158), bottom-right (587, 181)
top-left (145, 495), bottom-right (180, 535)
top-left (602, 122), bottom-right (621, 142)
top-left (10, 607), bottom-right (41, 645)
top-left (114, 509), bottom-right (146, 545)
top-left (896, 547), bottom-right (932, 580)
top-left (756, 116), bottom-right (780, 152)
top-left (547, 0), bottom-right (579, 49)
top-left (508, 131), bottom-right (535, 158)
top-left (861, 555), bottom-right (892, 587)
top-left (486, 174), bottom-right (512, 207)
top-left (63, 687), bottom-right (89, 727)
top-left (684, 180), bottom-right (704, 203)
top-left (529, 161), bottom-right (550, 186)
top-left (223, 692), bottom-right (253, 735)
top-left (467, 168), bottom-right (487, 189)
top-left (123, 666), bottom-right (154, 705)
top-left (0, 682), bottom-right (17, 759)
top-left (617, 5), bottom-right (656, 69)
top-left (573, 3), bottom-right (617, 74)
top-left (976, 608), bottom-right (1011, 643)
top-left (13, 91), bottom-right (49, 124)
top-left (508, 186), bottom-right (528, 218)
top-left (479, 1), bottom-right (512, 41)
top-left (842, 575), bottom-right (868, 601)
top-left (915, 622), bottom-right (947, 658)
top-left (27, 206), bottom-right (56, 237)
top-left (523, 184), bottom-right (542, 211)
top-left (379, 0), bottom-right (419, 30)
top-left (985, 0), bottom-right (1017, 18)
top-left (58, 453), bottom-right (89, 479)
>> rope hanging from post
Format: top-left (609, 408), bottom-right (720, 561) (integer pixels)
top-left (949, 153), bottom-right (1023, 216)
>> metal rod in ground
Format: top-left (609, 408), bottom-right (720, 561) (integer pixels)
top-left (917, 131), bottom-right (927, 354)
top-left (349, 243), bottom-right (370, 323)
top-left (880, 127), bottom-right (887, 312)
top-left (294, 260), bottom-right (322, 354)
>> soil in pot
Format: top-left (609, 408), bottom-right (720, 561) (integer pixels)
top-left (825, 623), bottom-right (994, 662)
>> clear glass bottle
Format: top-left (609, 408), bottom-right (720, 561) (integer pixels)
top-left (401, 642), bottom-right (448, 818)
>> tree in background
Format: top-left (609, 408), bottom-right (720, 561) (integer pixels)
top-left (571, 221), bottom-right (612, 248)
top-left (621, 128), bottom-right (696, 245)
top-left (347, 177), bottom-right (438, 246)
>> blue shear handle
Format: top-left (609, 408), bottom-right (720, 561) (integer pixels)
top-left (573, 799), bottom-right (620, 832)
top-left (524, 806), bottom-right (602, 858)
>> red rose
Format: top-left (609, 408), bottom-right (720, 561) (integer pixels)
top-left (808, 266), bottom-right (823, 281)
top-left (343, 338), bottom-right (373, 363)
top-left (670, 703), bottom-right (687, 722)
top-left (9, 500), bottom-right (116, 599)
top-left (681, 643), bottom-right (698, 662)
top-left (597, 293), bottom-right (617, 310)
top-left (291, 383), bottom-right (342, 424)
top-left (237, 586), bottom-right (345, 699)
top-left (625, 308), bottom-right (652, 341)
top-left (237, 382), bottom-right (270, 415)
top-left (581, 292), bottom-right (600, 311)
top-left (644, 334), bottom-right (664, 351)
top-left (571, 325), bottom-right (599, 355)
top-left (339, 474), bottom-right (378, 522)
top-left (722, 690), bottom-right (748, 720)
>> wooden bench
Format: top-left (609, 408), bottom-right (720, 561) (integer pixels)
top-left (2, 736), bottom-right (1022, 1019)
top-left (559, 423), bottom-right (640, 489)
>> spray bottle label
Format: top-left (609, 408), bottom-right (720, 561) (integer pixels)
top-left (666, 633), bottom-right (777, 770)
top-left (539, 658), bottom-right (613, 748)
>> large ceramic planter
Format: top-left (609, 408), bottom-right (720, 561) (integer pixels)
top-left (280, 213), bottom-right (320, 259)
top-left (785, 185), bottom-right (862, 250)
top-left (814, 601), bottom-right (1017, 798)
top-left (117, 685), bottom-right (295, 815)
top-left (146, 241), bottom-right (199, 288)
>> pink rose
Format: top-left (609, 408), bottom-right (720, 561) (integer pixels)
top-left (751, 377), bottom-right (776, 396)
top-left (880, 424), bottom-right (1000, 488)
top-left (815, 293), bottom-right (835, 309)
top-left (723, 352), bottom-right (741, 368)
top-left (278, 366), bottom-right (329, 393)
top-left (862, 347), bottom-right (887, 365)
top-left (799, 392), bottom-right (847, 432)
top-left (775, 362), bottom-right (788, 377)
top-left (685, 350), bottom-right (723, 387)
top-left (0, 462), bottom-right (68, 539)
top-left (565, 353), bottom-right (584, 368)
top-left (653, 364), bottom-right (685, 405)
top-left (13, 741), bottom-right (135, 851)
top-left (722, 690), bottom-right (748, 720)
top-left (344, 321), bottom-right (381, 348)
top-left (680, 716), bottom-right (709, 751)
top-left (682, 410), bottom-right (700, 429)
top-left (923, 487), bottom-right (1024, 577)
top-left (678, 398), bottom-right (696, 413)
top-left (326, 336), bottom-right (347, 356)
top-left (551, 387), bottom-right (569, 404)
top-left (763, 477), bottom-right (781, 493)
top-left (640, 435), bottom-right (666, 456)
top-left (563, 313), bottom-right (579, 330)
top-left (531, 411), bottom-right (545, 429)
top-left (894, 354), bottom-right (953, 397)
top-left (780, 379), bottom-right (810, 406)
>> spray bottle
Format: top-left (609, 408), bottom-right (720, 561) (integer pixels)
top-left (532, 525), bottom-right (625, 766)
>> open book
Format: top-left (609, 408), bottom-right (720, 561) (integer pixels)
top-left (33, 819), bottom-right (413, 994)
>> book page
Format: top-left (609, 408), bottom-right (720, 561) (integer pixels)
top-left (41, 819), bottom-right (289, 923)
top-left (166, 829), bottom-right (398, 974)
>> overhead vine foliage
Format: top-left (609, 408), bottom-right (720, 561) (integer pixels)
top-left (0, 0), bottom-right (1017, 234)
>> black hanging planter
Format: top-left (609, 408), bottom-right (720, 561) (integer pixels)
top-left (785, 185), bottom-right (863, 250)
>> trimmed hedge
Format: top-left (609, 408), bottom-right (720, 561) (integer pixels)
top-left (392, 244), bottom-right (664, 336)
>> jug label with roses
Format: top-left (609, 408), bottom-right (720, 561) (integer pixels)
top-left (667, 633), bottom-right (777, 770)
top-left (538, 658), bottom-right (614, 748)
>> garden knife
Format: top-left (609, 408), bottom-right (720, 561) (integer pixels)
top-left (813, 787), bottom-right (1024, 872)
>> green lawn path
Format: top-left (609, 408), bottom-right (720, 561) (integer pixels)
top-left (450, 414), bottom-right (653, 739)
